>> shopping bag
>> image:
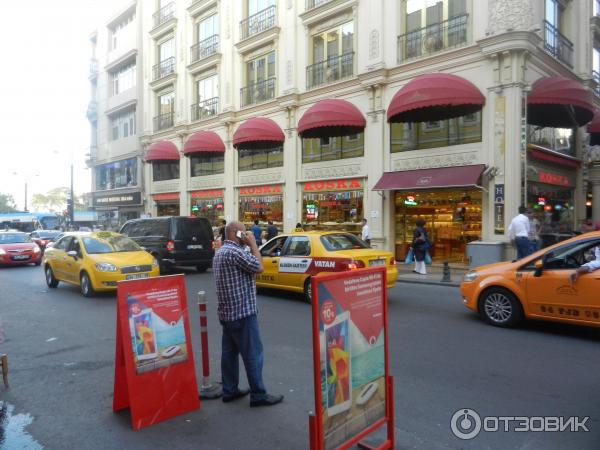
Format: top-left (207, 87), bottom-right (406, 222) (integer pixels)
top-left (404, 248), bottom-right (414, 264)
top-left (424, 251), bottom-right (432, 265)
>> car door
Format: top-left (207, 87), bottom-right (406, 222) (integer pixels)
top-left (277, 235), bottom-right (313, 289)
top-left (48, 236), bottom-right (73, 281)
top-left (63, 237), bottom-right (84, 283)
top-left (258, 236), bottom-right (289, 287)
top-left (525, 237), bottom-right (600, 324)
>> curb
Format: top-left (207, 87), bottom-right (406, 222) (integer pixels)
top-left (397, 278), bottom-right (460, 287)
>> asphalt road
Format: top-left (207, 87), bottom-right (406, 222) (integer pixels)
top-left (1, 265), bottom-right (600, 449)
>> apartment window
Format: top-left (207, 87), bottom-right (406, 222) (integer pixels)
top-left (238, 147), bottom-right (283, 171)
top-left (159, 38), bottom-right (175, 62)
top-left (197, 14), bottom-right (219, 41)
top-left (307, 22), bottom-right (354, 88)
top-left (190, 153), bottom-right (224, 176)
top-left (110, 108), bottom-right (136, 141)
top-left (154, 91), bottom-right (175, 131)
top-left (192, 75), bottom-right (219, 120)
top-left (248, 0), bottom-right (274, 16)
top-left (95, 158), bottom-right (137, 190)
top-left (152, 161), bottom-right (180, 181)
top-left (241, 52), bottom-right (276, 106)
top-left (302, 133), bottom-right (364, 163)
top-left (110, 14), bottom-right (135, 51)
top-left (543, 0), bottom-right (572, 67)
top-left (241, 0), bottom-right (275, 39)
top-left (111, 63), bottom-right (136, 96)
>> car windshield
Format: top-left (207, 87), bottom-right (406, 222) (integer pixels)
top-left (82, 235), bottom-right (141, 254)
top-left (37, 231), bottom-right (61, 239)
top-left (320, 233), bottom-right (369, 251)
top-left (0, 233), bottom-right (32, 244)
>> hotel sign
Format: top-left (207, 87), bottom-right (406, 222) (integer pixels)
top-left (93, 191), bottom-right (142, 207)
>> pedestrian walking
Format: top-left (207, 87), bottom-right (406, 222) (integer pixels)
top-left (219, 219), bottom-right (226, 243)
top-left (528, 213), bottom-right (541, 253)
top-left (266, 220), bottom-right (278, 241)
top-left (251, 220), bottom-right (262, 245)
top-left (361, 218), bottom-right (371, 246)
top-left (412, 218), bottom-right (430, 275)
top-left (212, 221), bottom-right (284, 407)
top-left (508, 206), bottom-right (532, 259)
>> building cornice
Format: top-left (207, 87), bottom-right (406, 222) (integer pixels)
top-left (105, 49), bottom-right (137, 72)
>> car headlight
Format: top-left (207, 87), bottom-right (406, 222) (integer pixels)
top-left (463, 271), bottom-right (479, 282)
top-left (95, 262), bottom-right (118, 272)
top-left (0, 249), bottom-right (6, 255)
top-left (33, 246), bottom-right (41, 253)
top-left (152, 258), bottom-right (159, 268)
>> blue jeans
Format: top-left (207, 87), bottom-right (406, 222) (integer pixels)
top-left (220, 315), bottom-right (267, 401)
top-left (515, 236), bottom-right (531, 259)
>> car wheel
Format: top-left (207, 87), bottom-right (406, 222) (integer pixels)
top-left (196, 264), bottom-right (208, 273)
top-left (303, 278), bottom-right (312, 304)
top-left (478, 287), bottom-right (523, 327)
top-left (45, 265), bottom-right (59, 288)
top-left (80, 271), bottom-right (95, 298)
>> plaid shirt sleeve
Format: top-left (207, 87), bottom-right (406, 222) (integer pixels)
top-left (234, 248), bottom-right (260, 273)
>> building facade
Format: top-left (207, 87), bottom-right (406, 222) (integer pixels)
top-left (130, 0), bottom-right (599, 264)
top-left (87, 1), bottom-right (145, 230)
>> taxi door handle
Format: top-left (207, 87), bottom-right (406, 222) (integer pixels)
top-left (301, 259), bottom-right (308, 263)
top-left (272, 260), bottom-right (278, 263)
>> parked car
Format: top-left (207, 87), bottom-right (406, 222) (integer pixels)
top-left (42, 231), bottom-right (159, 297)
top-left (119, 216), bottom-right (214, 273)
top-left (460, 231), bottom-right (600, 328)
top-left (30, 230), bottom-right (63, 253)
top-left (257, 230), bottom-right (397, 302)
top-left (0, 231), bottom-right (42, 266)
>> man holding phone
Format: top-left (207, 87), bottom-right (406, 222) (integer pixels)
top-left (212, 221), bottom-right (284, 407)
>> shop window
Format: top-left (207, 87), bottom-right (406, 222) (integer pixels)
top-left (238, 147), bottom-right (283, 171)
top-left (302, 133), bottom-right (364, 163)
top-left (390, 111), bottom-right (481, 152)
top-left (528, 126), bottom-right (574, 156)
top-left (152, 161), bottom-right (179, 181)
top-left (239, 192), bottom-right (283, 233)
top-left (302, 190), bottom-right (363, 233)
top-left (190, 153), bottom-right (224, 176)
top-left (191, 198), bottom-right (224, 227)
top-left (95, 158), bottom-right (137, 190)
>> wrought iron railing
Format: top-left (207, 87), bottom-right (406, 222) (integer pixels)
top-left (397, 14), bottom-right (468, 62)
top-left (306, 52), bottom-right (354, 89)
top-left (153, 112), bottom-right (174, 131)
top-left (190, 35), bottom-right (219, 63)
top-left (191, 97), bottom-right (219, 121)
top-left (305, 0), bottom-right (332, 10)
top-left (153, 2), bottom-right (175, 28)
top-left (153, 56), bottom-right (175, 81)
top-left (543, 20), bottom-right (573, 68)
top-left (240, 77), bottom-right (276, 107)
top-left (240, 5), bottom-right (276, 40)
top-left (594, 70), bottom-right (600, 97)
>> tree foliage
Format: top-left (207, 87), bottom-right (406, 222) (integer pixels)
top-left (30, 187), bottom-right (84, 212)
top-left (0, 193), bottom-right (17, 213)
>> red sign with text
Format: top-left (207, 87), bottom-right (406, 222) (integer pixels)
top-left (304, 178), bottom-right (363, 192)
top-left (113, 274), bottom-right (200, 430)
top-left (191, 189), bottom-right (224, 199)
top-left (538, 170), bottom-right (570, 187)
top-left (152, 192), bottom-right (180, 201)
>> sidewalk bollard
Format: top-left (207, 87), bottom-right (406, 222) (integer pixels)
top-left (441, 261), bottom-right (452, 283)
top-left (198, 291), bottom-right (222, 399)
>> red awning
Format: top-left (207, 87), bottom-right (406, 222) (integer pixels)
top-left (183, 131), bottom-right (225, 155)
top-left (145, 140), bottom-right (180, 161)
top-left (527, 76), bottom-right (594, 128)
top-left (373, 164), bottom-right (486, 190)
top-left (528, 145), bottom-right (580, 168)
top-left (232, 118), bottom-right (285, 150)
top-left (297, 99), bottom-right (366, 138)
top-left (387, 73), bottom-right (485, 123)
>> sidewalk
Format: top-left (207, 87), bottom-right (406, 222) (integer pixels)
top-left (396, 263), bottom-right (469, 287)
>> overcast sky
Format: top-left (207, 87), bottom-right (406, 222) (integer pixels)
top-left (0, 0), bottom-right (128, 210)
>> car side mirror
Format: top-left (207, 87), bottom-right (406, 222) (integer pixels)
top-left (67, 250), bottom-right (78, 259)
top-left (533, 259), bottom-right (543, 277)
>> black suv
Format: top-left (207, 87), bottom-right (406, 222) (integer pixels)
top-left (119, 216), bottom-right (214, 273)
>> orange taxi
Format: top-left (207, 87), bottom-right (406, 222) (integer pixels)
top-left (257, 230), bottom-right (397, 302)
top-left (460, 231), bottom-right (600, 328)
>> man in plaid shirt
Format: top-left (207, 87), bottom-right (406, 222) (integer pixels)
top-left (213, 221), bottom-right (284, 407)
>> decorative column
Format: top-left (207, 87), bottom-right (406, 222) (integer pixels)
top-left (178, 132), bottom-right (189, 216)
top-left (589, 147), bottom-right (600, 223)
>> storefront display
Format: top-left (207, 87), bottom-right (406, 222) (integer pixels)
top-left (153, 193), bottom-right (180, 217)
top-left (238, 185), bottom-right (283, 233)
top-left (394, 190), bottom-right (482, 263)
top-left (301, 178), bottom-right (364, 234)
top-left (190, 189), bottom-right (224, 227)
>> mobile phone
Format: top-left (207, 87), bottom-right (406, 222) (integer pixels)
top-left (236, 230), bottom-right (244, 239)
top-left (131, 309), bottom-right (157, 361)
top-left (324, 311), bottom-right (352, 416)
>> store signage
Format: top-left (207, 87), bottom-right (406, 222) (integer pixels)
top-left (152, 192), bottom-right (180, 201)
top-left (494, 184), bottom-right (505, 235)
top-left (304, 178), bottom-right (362, 192)
top-left (93, 191), bottom-right (142, 207)
top-left (537, 196), bottom-right (546, 206)
top-left (191, 189), bottom-right (224, 199)
top-left (239, 185), bottom-right (282, 196)
top-left (404, 195), bottom-right (418, 206)
top-left (416, 176), bottom-right (433, 186)
top-left (113, 275), bottom-right (200, 430)
top-left (538, 171), bottom-right (570, 187)
top-left (309, 268), bottom-right (393, 450)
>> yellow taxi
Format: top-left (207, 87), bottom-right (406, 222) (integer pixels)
top-left (43, 231), bottom-right (159, 297)
top-left (460, 231), bottom-right (600, 328)
top-left (257, 230), bottom-right (397, 302)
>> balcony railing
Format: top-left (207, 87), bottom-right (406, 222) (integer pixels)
top-left (190, 35), bottom-right (219, 63)
top-left (153, 112), bottom-right (174, 131)
top-left (240, 77), bottom-right (276, 107)
top-left (397, 14), bottom-right (468, 62)
top-left (543, 20), bottom-right (573, 68)
top-left (153, 57), bottom-right (176, 81)
top-left (306, 52), bottom-right (354, 89)
top-left (153, 2), bottom-right (175, 28)
top-left (240, 5), bottom-right (276, 40)
top-left (191, 97), bottom-right (219, 121)
top-left (594, 70), bottom-right (600, 97)
top-left (305, 0), bottom-right (332, 10)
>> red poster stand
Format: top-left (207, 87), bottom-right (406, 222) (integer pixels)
top-left (113, 274), bottom-right (200, 430)
top-left (309, 267), bottom-right (394, 450)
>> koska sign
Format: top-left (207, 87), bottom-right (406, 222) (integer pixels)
top-left (239, 185), bottom-right (282, 196)
top-left (191, 189), bottom-right (224, 199)
top-left (304, 178), bottom-right (363, 192)
top-left (152, 192), bottom-right (180, 201)
top-left (93, 191), bottom-right (142, 207)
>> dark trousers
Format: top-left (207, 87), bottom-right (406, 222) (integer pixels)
top-left (515, 236), bottom-right (531, 259)
top-left (220, 315), bottom-right (267, 401)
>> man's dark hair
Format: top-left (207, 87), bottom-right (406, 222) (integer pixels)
top-left (254, 219), bottom-right (259, 225)
top-left (518, 205), bottom-right (526, 214)
top-left (362, 218), bottom-right (367, 223)
top-left (268, 220), bottom-right (273, 225)
top-left (222, 219), bottom-right (226, 225)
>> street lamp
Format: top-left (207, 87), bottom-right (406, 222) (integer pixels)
top-left (52, 150), bottom-right (75, 226)
top-left (11, 172), bottom-right (39, 212)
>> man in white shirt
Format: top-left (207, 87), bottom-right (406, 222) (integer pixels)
top-left (361, 218), bottom-right (371, 246)
top-left (570, 245), bottom-right (600, 283)
top-left (507, 206), bottom-right (532, 259)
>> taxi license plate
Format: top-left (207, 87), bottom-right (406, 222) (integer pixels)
top-left (187, 244), bottom-right (203, 249)
top-left (369, 259), bottom-right (386, 267)
top-left (126, 273), bottom-right (149, 280)
top-left (12, 255), bottom-right (30, 260)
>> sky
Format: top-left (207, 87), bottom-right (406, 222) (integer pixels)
top-left (0, 0), bottom-right (129, 211)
